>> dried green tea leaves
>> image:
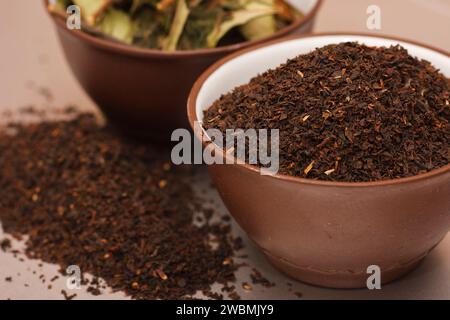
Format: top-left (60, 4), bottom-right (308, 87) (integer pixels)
top-left (48, 0), bottom-right (301, 50)
top-left (206, 0), bottom-right (276, 48)
top-left (203, 43), bottom-right (450, 182)
top-left (162, 0), bottom-right (190, 51)
top-left (99, 9), bottom-right (135, 43)
top-left (239, 0), bottom-right (277, 41)
top-left (73, 0), bottom-right (112, 26)
top-left (239, 0), bottom-right (303, 40)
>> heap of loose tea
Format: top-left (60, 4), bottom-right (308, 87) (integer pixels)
top-left (48, 0), bottom-right (302, 50)
top-left (203, 42), bottom-right (450, 182)
top-left (0, 112), bottom-right (238, 299)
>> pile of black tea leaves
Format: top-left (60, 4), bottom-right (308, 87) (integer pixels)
top-left (203, 42), bottom-right (450, 182)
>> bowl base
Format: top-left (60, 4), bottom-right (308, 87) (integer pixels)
top-left (263, 250), bottom-right (425, 289)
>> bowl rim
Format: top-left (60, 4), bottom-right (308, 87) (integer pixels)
top-left (43, 0), bottom-right (323, 58)
top-left (187, 32), bottom-right (450, 188)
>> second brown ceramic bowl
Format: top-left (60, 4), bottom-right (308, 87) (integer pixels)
top-left (188, 33), bottom-right (450, 288)
top-left (44, 0), bottom-right (322, 141)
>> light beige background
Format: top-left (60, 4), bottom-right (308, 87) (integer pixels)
top-left (0, 0), bottom-right (449, 300)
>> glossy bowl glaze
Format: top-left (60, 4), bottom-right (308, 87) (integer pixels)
top-left (188, 33), bottom-right (450, 288)
top-left (44, 0), bottom-right (322, 141)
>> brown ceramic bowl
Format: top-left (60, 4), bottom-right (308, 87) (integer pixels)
top-left (44, 0), bottom-right (322, 141)
top-left (188, 33), bottom-right (450, 288)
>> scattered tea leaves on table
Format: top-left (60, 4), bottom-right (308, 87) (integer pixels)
top-left (0, 111), bottom-right (242, 299)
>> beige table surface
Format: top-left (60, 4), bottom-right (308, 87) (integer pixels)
top-left (0, 0), bottom-right (449, 300)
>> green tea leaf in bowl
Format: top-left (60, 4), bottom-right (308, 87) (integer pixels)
top-left (239, 0), bottom-right (277, 41)
top-left (47, 0), bottom-right (304, 50)
top-left (162, 0), bottom-right (190, 51)
top-left (99, 8), bottom-right (135, 43)
top-left (73, 0), bottom-right (113, 25)
top-left (130, 0), bottom-right (159, 14)
top-left (206, 0), bottom-right (275, 48)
